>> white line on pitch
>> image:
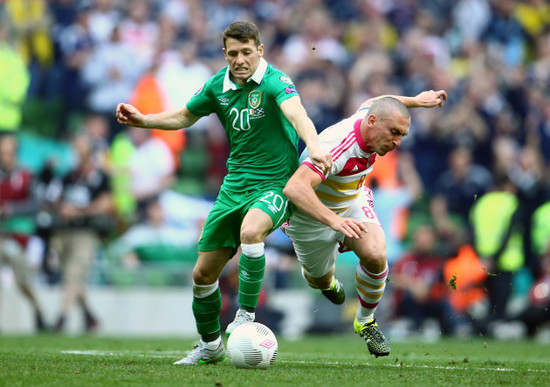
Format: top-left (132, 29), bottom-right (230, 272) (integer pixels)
top-left (61, 351), bottom-right (549, 373)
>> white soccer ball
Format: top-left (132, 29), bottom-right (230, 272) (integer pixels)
top-left (227, 322), bottom-right (278, 369)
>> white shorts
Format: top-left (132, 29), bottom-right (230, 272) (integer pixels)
top-left (283, 187), bottom-right (380, 278)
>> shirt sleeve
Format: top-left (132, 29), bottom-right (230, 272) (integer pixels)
top-left (301, 143), bottom-right (339, 181)
top-left (186, 79), bottom-right (215, 117)
top-left (273, 73), bottom-right (299, 106)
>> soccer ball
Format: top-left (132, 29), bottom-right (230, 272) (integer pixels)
top-left (227, 322), bottom-right (278, 369)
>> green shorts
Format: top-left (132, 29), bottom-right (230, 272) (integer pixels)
top-left (198, 185), bottom-right (293, 253)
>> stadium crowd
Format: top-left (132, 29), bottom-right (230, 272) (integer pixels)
top-left (1, 0), bottom-right (550, 339)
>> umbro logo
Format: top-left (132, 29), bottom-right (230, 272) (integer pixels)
top-left (218, 97), bottom-right (229, 105)
top-left (259, 340), bottom-right (276, 349)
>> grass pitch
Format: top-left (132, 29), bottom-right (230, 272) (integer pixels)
top-left (0, 334), bottom-right (548, 386)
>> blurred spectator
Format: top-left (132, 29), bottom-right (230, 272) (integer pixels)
top-left (294, 62), bottom-right (347, 133)
top-left (118, 0), bottom-right (159, 69)
top-left (50, 132), bottom-right (114, 332)
top-left (0, 134), bottom-right (47, 331)
top-left (0, 21), bottom-right (30, 133)
top-left (514, 0), bottom-right (550, 41)
top-left (484, 0), bottom-right (527, 68)
top-left (81, 113), bottom-right (111, 171)
top-left (491, 244), bottom-right (550, 339)
top-left (452, 0), bottom-right (491, 48)
top-left (127, 126), bottom-right (176, 219)
top-left (81, 25), bottom-right (146, 139)
top-left (443, 242), bottom-right (488, 329)
top-left (56, 6), bottom-right (95, 135)
top-left (108, 196), bottom-right (200, 270)
top-left (469, 175), bottom-right (524, 326)
top-left (33, 159), bottom-right (63, 285)
top-left (371, 151), bottom-right (423, 265)
top-left (4, 0), bottom-right (54, 98)
top-left (430, 146), bottom-right (493, 237)
top-left (282, 7), bottom-right (348, 72)
top-left (87, 0), bottom-right (121, 45)
top-left (492, 135), bottom-right (520, 180)
top-left (158, 0), bottom-right (192, 33)
top-left (392, 223), bottom-right (464, 336)
top-left (108, 125), bottom-right (176, 222)
top-left (157, 41), bottom-right (212, 111)
top-left (531, 201), bottom-right (550, 260)
top-left (508, 145), bottom-right (547, 277)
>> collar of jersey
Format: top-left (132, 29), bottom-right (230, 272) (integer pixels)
top-left (223, 57), bottom-right (268, 92)
top-left (354, 118), bottom-right (375, 153)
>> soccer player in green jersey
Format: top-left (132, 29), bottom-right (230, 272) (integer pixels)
top-left (116, 21), bottom-right (331, 365)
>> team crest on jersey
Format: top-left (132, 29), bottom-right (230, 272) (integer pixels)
top-left (248, 90), bottom-right (261, 108)
top-left (279, 75), bottom-right (293, 84)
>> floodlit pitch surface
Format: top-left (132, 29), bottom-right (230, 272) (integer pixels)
top-left (1, 334), bottom-right (548, 385)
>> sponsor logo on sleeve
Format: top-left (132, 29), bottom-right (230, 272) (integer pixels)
top-left (285, 87), bottom-right (297, 94)
top-left (193, 87), bottom-right (203, 96)
top-left (279, 75), bottom-right (293, 84)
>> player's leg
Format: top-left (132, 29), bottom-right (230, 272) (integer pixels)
top-left (225, 208), bottom-right (273, 335)
top-left (302, 265), bottom-right (346, 305)
top-left (174, 247), bottom-right (233, 365)
top-left (226, 189), bottom-right (292, 335)
top-left (175, 189), bottom-right (240, 365)
top-left (237, 207), bottom-right (273, 311)
top-left (343, 188), bottom-right (390, 357)
top-left (345, 222), bottom-right (390, 357)
top-left (283, 213), bottom-right (345, 304)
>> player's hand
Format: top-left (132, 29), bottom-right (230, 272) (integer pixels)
top-left (415, 90), bottom-right (447, 108)
top-left (329, 217), bottom-right (367, 239)
top-left (308, 144), bottom-right (332, 174)
top-left (116, 103), bottom-right (146, 127)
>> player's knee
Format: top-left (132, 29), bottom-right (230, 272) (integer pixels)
top-left (192, 266), bottom-right (217, 285)
top-left (240, 226), bottom-right (264, 244)
top-left (357, 243), bottom-right (386, 267)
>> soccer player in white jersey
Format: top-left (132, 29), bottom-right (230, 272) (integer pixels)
top-left (283, 90), bottom-right (447, 357)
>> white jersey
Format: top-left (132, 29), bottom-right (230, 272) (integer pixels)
top-left (302, 107), bottom-right (376, 212)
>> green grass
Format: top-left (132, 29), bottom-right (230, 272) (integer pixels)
top-left (0, 334), bottom-right (548, 386)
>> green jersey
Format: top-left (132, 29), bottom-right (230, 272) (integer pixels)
top-left (186, 58), bottom-right (300, 192)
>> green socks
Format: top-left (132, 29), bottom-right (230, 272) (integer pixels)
top-left (238, 243), bottom-right (266, 311)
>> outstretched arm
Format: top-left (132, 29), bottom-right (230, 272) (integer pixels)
top-left (358, 90), bottom-right (448, 110)
top-left (283, 165), bottom-right (367, 239)
top-left (115, 104), bottom-right (200, 130)
top-left (280, 96), bottom-right (332, 172)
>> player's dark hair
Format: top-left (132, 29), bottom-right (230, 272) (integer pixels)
top-left (369, 97), bottom-right (410, 120)
top-left (223, 21), bottom-right (261, 48)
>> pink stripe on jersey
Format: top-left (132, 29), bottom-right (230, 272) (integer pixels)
top-left (331, 131), bottom-right (356, 161)
top-left (303, 161), bottom-right (326, 181)
top-left (359, 264), bottom-right (389, 280)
